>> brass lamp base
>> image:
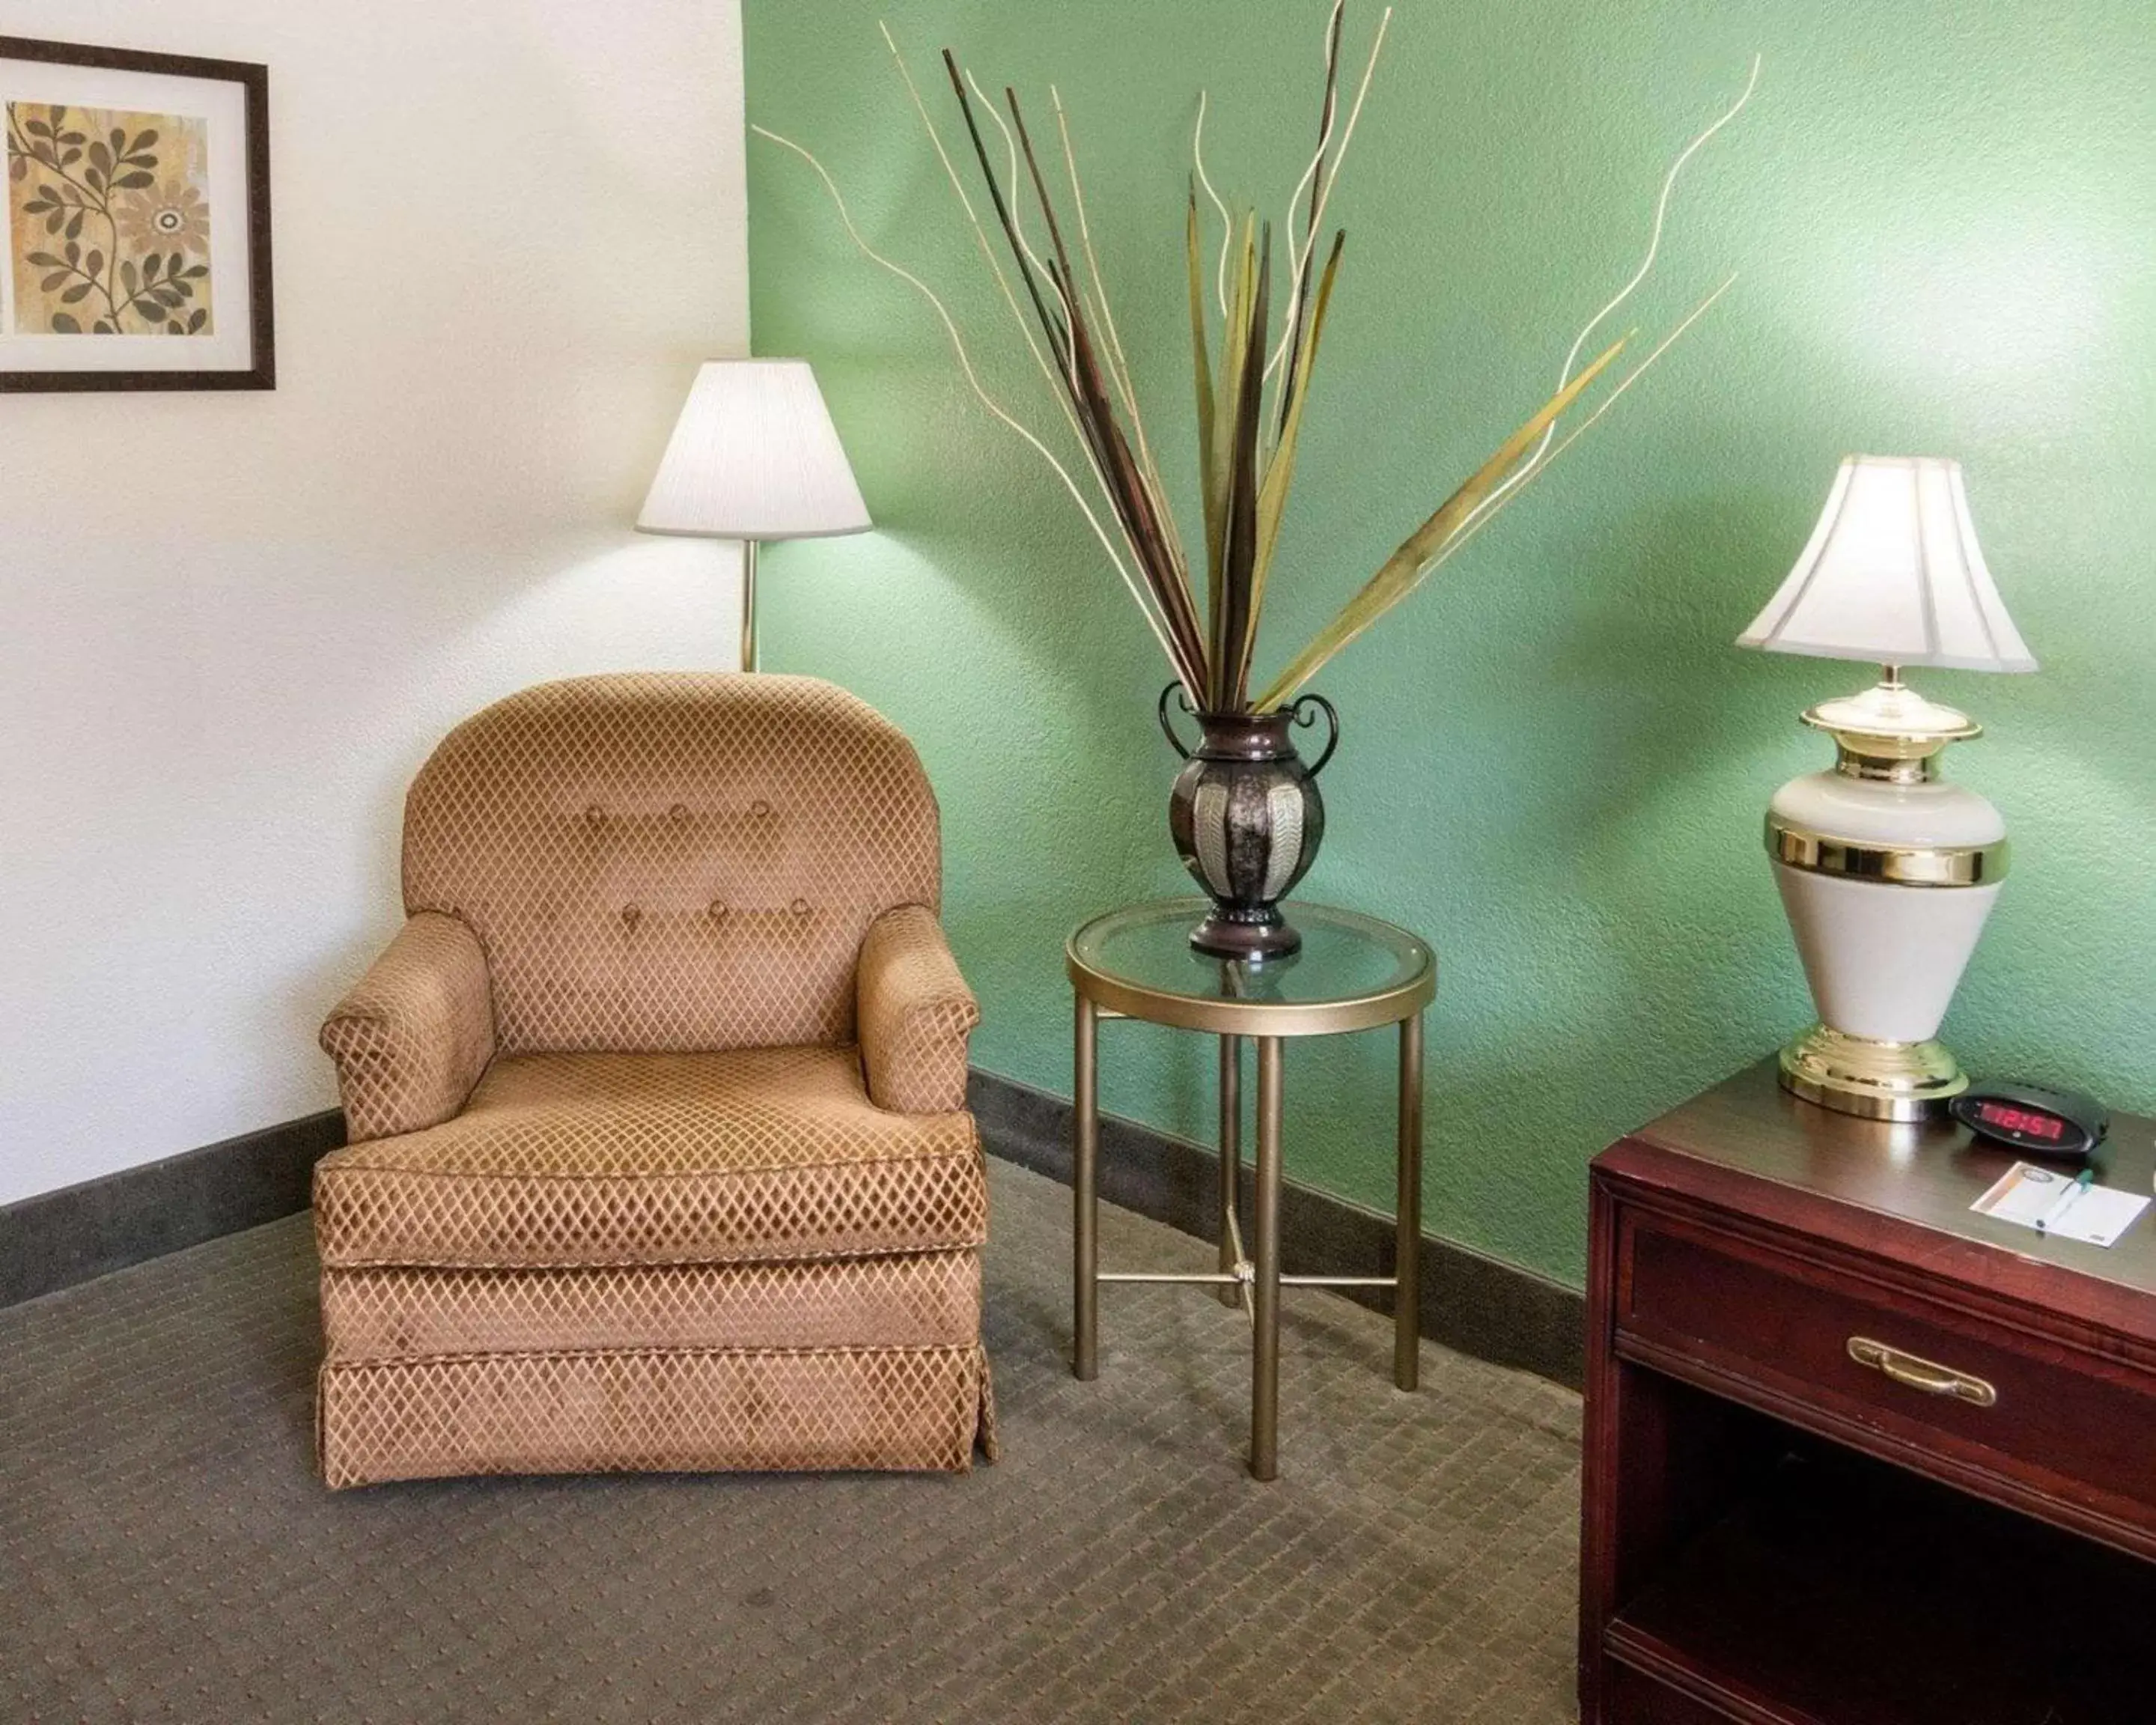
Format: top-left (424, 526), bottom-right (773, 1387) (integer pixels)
top-left (1778, 1023), bottom-right (1967, 1122)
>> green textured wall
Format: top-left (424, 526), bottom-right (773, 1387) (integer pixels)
top-left (745, 0), bottom-right (2155, 1286)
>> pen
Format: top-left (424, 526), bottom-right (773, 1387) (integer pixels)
top-left (2035, 1169), bottom-right (2096, 1235)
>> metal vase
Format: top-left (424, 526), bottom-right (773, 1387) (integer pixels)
top-left (1159, 686), bottom-right (1339, 959)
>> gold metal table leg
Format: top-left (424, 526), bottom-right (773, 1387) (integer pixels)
top-left (1218, 1035), bottom-right (1242, 1308)
top-left (1395, 1011), bottom-right (1424, 1393)
top-left (1250, 1035), bottom-right (1284, 1481)
top-left (1074, 993), bottom-right (1099, 1381)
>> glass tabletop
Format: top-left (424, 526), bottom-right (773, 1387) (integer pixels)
top-left (1067, 898), bottom-right (1434, 1035)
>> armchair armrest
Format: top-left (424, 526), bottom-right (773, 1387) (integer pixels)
top-left (320, 911), bottom-right (496, 1143)
top-left (856, 904), bottom-right (980, 1115)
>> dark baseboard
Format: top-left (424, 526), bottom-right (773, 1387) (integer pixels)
top-left (0, 1109), bottom-right (345, 1309)
top-left (4, 1072), bottom-right (1587, 1392)
top-left (969, 1068), bottom-right (1586, 1390)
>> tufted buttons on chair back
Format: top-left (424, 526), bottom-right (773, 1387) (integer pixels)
top-left (402, 673), bottom-right (941, 1054)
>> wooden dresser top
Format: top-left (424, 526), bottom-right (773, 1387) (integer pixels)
top-left (1604, 1059), bottom-right (2156, 1329)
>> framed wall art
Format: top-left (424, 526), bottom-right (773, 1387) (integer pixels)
top-left (1, 36), bottom-right (272, 392)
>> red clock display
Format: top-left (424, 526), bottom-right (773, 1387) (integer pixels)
top-left (1953, 1087), bottom-right (2105, 1159)
top-left (1974, 1101), bottom-right (2065, 1141)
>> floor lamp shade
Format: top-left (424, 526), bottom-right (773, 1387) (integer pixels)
top-left (635, 359), bottom-right (869, 672)
top-left (636, 359), bottom-right (870, 541)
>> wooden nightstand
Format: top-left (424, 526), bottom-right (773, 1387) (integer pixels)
top-left (1580, 1061), bottom-right (2156, 1724)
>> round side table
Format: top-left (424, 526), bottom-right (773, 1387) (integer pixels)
top-left (1065, 898), bottom-right (1436, 1480)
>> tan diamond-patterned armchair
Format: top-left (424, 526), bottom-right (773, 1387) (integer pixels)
top-left (311, 673), bottom-right (994, 1488)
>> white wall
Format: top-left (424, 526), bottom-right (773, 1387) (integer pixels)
top-left (0, 1), bottom-right (749, 1204)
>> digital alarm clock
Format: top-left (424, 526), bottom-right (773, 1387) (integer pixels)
top-left (1949, 1084), bottom-right (2110, 1161)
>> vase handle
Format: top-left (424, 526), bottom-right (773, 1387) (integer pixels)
top-left (1291, 693), bottom-right (1340, 777)
top-left (1157, 682), bottom-right (1199, 760)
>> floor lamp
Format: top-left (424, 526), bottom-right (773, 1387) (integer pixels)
top-left (636, 359), bottom-right (871, 670)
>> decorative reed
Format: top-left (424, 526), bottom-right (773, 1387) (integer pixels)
top-left (755, 7), bottom-right (1758, 716)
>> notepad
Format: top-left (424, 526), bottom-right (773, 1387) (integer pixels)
top-left (1970, 1162), bottom-right (2151, 1248)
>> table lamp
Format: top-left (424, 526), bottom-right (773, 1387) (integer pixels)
top-left (1738, 455), bottom-right (2037, 1120)
top-left (636, 359), bottom-right (871, 670)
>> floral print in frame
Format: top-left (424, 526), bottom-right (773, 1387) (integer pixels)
top-left (7, 103), bottom-right (216, 337)
top-left (0, 36), bottom-right (272, 391)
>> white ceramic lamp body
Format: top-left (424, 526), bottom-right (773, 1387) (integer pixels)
top-left (1741, 457), bottom-right (2035, 1122)
top-left (1770, 771), bottom-right (2004, 1042)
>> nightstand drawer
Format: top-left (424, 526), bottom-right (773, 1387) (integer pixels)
top-left (1618, 1212), bottom-right (2156, 1540)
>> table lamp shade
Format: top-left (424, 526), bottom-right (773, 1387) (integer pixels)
top-left (636, 359), bottom-right (870, 541)
top-left (1738, 456), bottom-right (2035, 673)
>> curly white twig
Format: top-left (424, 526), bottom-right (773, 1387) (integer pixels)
top-left (1441, 275), bottom-right (1740, 574)
top-left (1261, 7), bottom-right (1342, 387)
top-left (880, 31), bottom-right (1131, 588)
top-left (967, 68), bottom-right (1073, 338)
top-left (1053, 83), bottom-right (1183, 571)
top-left (1461, 53), bottom-right (1759, 533)
top-left (1192, 90), bottom-right (1233, 317)
top-left (752, 123), bottom-right (1200, 699)
top-left (1266, 3), bottom-right (1391, 385)
top-left (882, 31), bottom-right (1064, 404)
top-left (1255, 273), bottom-right (1738, 708)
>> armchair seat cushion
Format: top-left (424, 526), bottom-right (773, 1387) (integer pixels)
top-left (314, 1046), bottom-right (986, 1272)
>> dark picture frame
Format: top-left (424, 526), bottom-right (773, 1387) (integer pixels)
top-left (1, 35), bottom-right (272, 392)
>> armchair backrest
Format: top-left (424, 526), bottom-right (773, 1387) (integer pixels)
top-left (403, 673), bottom-right (941, 1053)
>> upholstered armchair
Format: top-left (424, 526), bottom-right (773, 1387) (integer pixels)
top-left (311, 673), bottom-right (993, 1488)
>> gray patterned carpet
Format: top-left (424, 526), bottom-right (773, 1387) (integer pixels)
top-left (0, 1158), bottom-right (1583, 1724)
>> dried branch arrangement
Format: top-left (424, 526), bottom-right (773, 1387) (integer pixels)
top-left (755, 7), bottom-right (1758, 715)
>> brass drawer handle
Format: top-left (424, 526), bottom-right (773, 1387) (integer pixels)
top-left (1847, 1336), bottom-right (1997, 1407)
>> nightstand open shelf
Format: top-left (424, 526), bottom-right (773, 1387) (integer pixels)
top-left (1604, 1405), bottom-right (2156, 1724)
top-left (1581, 1062), bottom-right (2156, 1723)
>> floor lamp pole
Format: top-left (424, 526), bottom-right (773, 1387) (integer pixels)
top-left (740, 539), bottom-right (760, 673)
